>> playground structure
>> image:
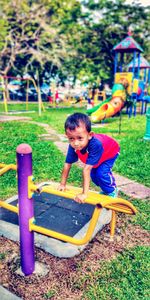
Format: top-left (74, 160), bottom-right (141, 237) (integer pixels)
top-left (0, 144), bottom-right (137, 276)
top-left (0, 75), bottom-right (45, 116)
top-left (87, 33), bottom-right (150, 122)
top-left (127, 56), bottom-right (150, 114)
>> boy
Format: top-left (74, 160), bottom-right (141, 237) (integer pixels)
top-left (58, 113), bottom-right (120, 203)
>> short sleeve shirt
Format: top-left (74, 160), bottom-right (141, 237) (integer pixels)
top-left (65, 134), bottom-right (120, 167)
top-left (65, 136), bottom-right (104, 166)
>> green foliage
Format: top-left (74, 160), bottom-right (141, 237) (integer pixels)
top-left (0, 0), bottom-right (83, 79)
top-left (0, 19), bottom-right (9, 51)
top-left (77, 0), bottom-right (150, 84)
top-left (83, 246), bottom-right (150, 300)
top-left (0, 0), bottom-right (149, 83)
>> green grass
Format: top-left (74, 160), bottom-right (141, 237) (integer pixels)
top-left (1, 103), bottom-right (149, 187)
top-left (0, 103), bottom-right (149, 199)
top-left (0, 120), bottom-right (82, 199)
top-left (93, 114), bottom-right (150, 187)
top-left (131, 199), bottom-right (150, 231)
top-left (0, 103), bottom-right (150, 299)
top-left (118, 191), bottom-right (150, 231)
top-left (83, 246), bottom-right (150, 300)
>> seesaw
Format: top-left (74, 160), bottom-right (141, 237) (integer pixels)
top-left (0, 144), bottom-right (137, 276)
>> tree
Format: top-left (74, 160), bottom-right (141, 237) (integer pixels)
top-left (0, 0), bottom-right (82, 83)
top-left (76, 0), bottom-right (150, 85)
top-left (0, 0), bottom-right (149, 85)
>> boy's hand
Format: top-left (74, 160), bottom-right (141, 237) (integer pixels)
top-left (57, 184), bottom-right (66, 191)
top-left (74, 193), bottom-right (87, 203)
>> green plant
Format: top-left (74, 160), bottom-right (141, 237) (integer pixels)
top-left (44, 289), bottom-right (56, 299)
top-left (0, 252), bottom-right (6, 260)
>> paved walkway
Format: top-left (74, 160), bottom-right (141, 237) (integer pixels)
top-left (0, 115), bottom-right (32, 122)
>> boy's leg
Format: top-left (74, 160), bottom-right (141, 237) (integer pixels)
top-left (90, 155), bottom-right (119, 197)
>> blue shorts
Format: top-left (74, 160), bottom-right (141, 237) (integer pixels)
top-left (90, 154), bottom-right (119, 194)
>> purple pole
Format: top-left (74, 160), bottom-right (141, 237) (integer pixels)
top-left (16, 144), bottom-right (35, 276)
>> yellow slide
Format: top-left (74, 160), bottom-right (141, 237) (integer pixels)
top-left (91, 73), bottom-right (133, 122)
top-left (91, 95), bottom-right (124, 122)
top-left (91, 81), bottom-right (127, 122)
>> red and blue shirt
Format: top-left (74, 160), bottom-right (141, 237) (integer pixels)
top-left (65, 133), bottom-right (120, 168)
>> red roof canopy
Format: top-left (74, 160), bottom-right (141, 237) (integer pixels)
top-left (113, 36), bottom-right (143, 53)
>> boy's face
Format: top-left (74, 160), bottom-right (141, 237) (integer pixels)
top-left (66, 123), bottom-right (92, 151)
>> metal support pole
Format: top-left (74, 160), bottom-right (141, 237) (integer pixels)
top-left (110, 210), bottom-right (116, 240)
top-left (114, 52), bottom-right (118, 75)
top-left (120, 53), bottom-right (123, 72)
top-left (16, 144), bottom-right (35, 276)
top-left (132, 51), bottom-right (136, 76)
top-left (137, 52), bottom-right (140, 79)
top-left (144, 107), bottom-right (150, 141)
top-left (144, 69), bottom-right (146, 83)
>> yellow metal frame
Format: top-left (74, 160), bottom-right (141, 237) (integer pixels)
top-left (0, 168), bottom-right (137, 245)
top-left (0, 162), bottom-right (18, 213)
top-left (28, 182), bottom-right (137, 243)
top-left (39, 185), bottom-right (137, 214)
top-left (0, 163), bottom-right (17, 175)
top-left (28, 176), bottom-right (38, 199)
top-left (0, 200), bottom-right (18, 214)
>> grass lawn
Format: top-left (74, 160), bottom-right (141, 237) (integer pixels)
top-left (0, 102), bottom-right (149, 300)
top-left (0, 102), bottom-right (150, 187)
top-left (83, 246), bottom-right (149, 300)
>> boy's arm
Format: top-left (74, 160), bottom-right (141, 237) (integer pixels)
top-left (58, 162), bottom-right (72, 191)
top-left (75, 164), bottom-right (93, 203)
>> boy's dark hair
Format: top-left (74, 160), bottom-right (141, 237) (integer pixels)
top-left (65, 113), bottom-right (91, 132)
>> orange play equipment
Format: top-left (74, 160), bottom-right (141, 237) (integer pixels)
top-left (90, 73), bottom-right (133, 122)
